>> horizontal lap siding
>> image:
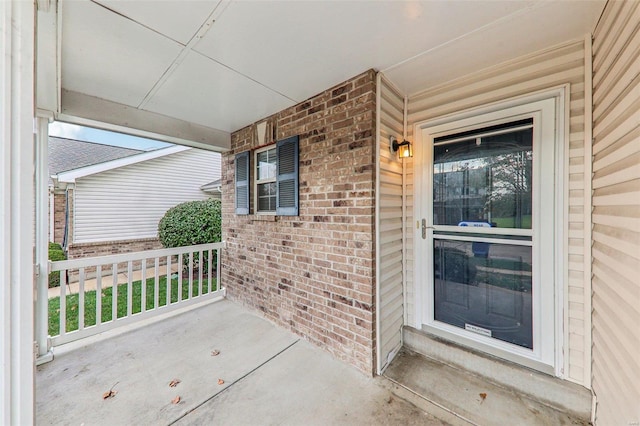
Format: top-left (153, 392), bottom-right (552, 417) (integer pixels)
top-left (591, 1), bottom-right (640, 424)
top-left (406, 40), bottom-right (589, 385)
top-left (74, 149), bottom-right (221, 243)
top-left (377, 76), bottom-right (405, 371)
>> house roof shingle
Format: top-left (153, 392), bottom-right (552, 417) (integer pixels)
top-left (48, 136), bottom-right (145, 177)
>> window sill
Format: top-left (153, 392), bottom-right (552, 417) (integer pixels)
top-left (251, 214), bottom-right (277, 222)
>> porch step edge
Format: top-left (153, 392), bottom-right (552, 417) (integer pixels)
top-left (376, 375), bottom-right (476, 426)
top-left (403, 326), bottom-right (591, 421)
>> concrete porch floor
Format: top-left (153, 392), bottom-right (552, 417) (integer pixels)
top-left (36, 299), bottom-right (446, 425)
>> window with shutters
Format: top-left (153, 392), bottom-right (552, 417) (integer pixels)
top-left (235, 135), bottom-right (299, 216)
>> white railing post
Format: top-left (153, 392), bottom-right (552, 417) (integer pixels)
top-left (96, 265), bottom-right (102, 326)
top-left (36, 115), bottom-right (54, 364)
top-left (78, 268), bottom-right (85, 331)
top-left (126, 261), bottom-right (133, 317)
top-left (141, 260), bottom-right (147, 313)
top-left (111, 263), bottom-right (118, 321)
top-left (178, 253), bottom-right (183, 301)
top-left (198, 250), bottom-right (203, 297)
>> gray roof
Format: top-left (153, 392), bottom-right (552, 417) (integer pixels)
top-left (49, 137), bottom-right (144, 178)
top-left (200, 178), bottom-right (222, 192)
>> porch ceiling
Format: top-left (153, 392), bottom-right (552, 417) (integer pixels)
top-left (51, 0), bottom-right (605, 149)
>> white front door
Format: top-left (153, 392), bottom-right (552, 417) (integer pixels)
top-left (415, 96), bottom-right (561, 373)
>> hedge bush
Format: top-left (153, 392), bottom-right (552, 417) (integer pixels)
top-left (158, 199), bottom-right (222, 273)
top-left (48, 242), bottom-right (67, 288)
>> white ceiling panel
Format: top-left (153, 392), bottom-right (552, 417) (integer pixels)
top-left (61, 0), bottom-right (183, 106)
top-left (143, 51), bottom-right (294, 132)
top-left (93, 0), bottom-right (223, 45)
top-left (54, 0), bottom-right (606, 142)
top-left (384, 1), bottom-right (606, 95)
top-left (194, 0), bottom-right (536, 102)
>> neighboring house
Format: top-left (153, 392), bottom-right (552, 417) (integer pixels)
top-left (49, 137), bottom-right (221, 259)
top-left (199, 178), bottom-right (222, 198)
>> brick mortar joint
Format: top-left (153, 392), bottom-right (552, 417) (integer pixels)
top-left (68, 237), bottom-right (161, 248)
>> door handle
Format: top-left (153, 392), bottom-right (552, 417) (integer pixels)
top-left (421, 219), bottom-right (434, 239)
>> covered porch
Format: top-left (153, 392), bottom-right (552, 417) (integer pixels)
top-left (36, 299), bottom-right (444, 425)
top-left (2, 0), bottom-right (638, 424)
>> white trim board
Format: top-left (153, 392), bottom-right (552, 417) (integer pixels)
top-left (55, 145), bottom-right (189, 183)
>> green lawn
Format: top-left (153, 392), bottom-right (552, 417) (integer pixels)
top-left (492, 215), bottom-right (532, 229)
top-left (49, 275), bottom-right (216, 336)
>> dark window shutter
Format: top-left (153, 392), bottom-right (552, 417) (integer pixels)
top-left (276, 136), bottom-right (299, 216)
top-left (235, 151), bottom-right (250, 215)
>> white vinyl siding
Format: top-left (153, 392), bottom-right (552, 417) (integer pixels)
top-left (591, 1), bottom-right (640, 424)
top-left (73, 148), bottom-right (221, 243)
top-left (376, 75), bottom-right (405, 372)
top-left (404, 39), bottom-right (590, 385)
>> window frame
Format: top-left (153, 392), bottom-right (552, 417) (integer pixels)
top-left (253, 144), bottom-right (277, 215)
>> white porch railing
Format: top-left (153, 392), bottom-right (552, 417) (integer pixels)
top-left (48, 242), bottom-right (225, 347)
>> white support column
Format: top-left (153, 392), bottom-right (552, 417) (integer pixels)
top-left (36, 112), bottom-right (54, 364)
top-left (0, 0), bottom-right (37, 424)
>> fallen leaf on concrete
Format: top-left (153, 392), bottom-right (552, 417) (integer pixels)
top-left (211, 349), bottom-right (220, 356)
top-left (169, 379), bottom-right (181, 388)
top-left (479, 392), bottom-right (487, 404)
top-left (171, 396), bottom-right (181, 404)
top-left (102, 390), bottom-right (117, 399)
top-left (102, 382), bottom-right (119, 400)
top-left (217, 379), bottom-right (224, 385)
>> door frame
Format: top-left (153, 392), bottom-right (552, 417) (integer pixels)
top-left (413, 87), bottom-right (568, 376)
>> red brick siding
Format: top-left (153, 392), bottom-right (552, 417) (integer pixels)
top-left (67, 238), bottom-right (163, 259)
top-left (221, 70), bottom-right (377, 374)
top-left (52, 191), bottom-right (67, 245)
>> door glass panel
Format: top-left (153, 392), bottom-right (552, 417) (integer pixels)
top-left (433, 239), bottom-right (533, 349)
top-left (433, 127), bottom-right (533, 229)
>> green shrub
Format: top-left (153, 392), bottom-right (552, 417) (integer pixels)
top-left (158, 199), bottom-right (222, 273)
top-left (48, 242), bottom-right (67, 288)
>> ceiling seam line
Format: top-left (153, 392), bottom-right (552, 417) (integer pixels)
top-left (136, 53), bottom-right (189, 110)
top-left (89, 0), bottom-right (186, 46)
top-left (381, 0), bottom-right (548, 73)
top-left (190, 50), bottom-right (299, 103)
top-left (137, 2), bottom-right (223, 109)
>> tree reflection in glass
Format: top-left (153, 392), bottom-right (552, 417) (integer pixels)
top-left (433, 126), bottom-right (533, 229)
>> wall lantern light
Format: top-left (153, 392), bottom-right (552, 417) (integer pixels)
top-left (390, 136), bottom-right (413, 158)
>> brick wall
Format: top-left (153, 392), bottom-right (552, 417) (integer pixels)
top-left (221, 70), bottom-right (377, 374)
top-left (67, 237), bottom-right (163, 259)
top-left (52, 191), bottom-right (67, 244)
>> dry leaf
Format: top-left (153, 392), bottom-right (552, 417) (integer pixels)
top-left (71, 305), bottom-right (76, 311)
top-left (171, 396), bottom-right (181, 404)
top-left (479, 392), bottom-right (487, 404)
top-left (169, 379), bottom-right (181, 388)
top-left (217, 379), bottom-right (225, 385)
top-left (102, 382), bottom-right (119, 400)
top-left (102, 390), bottom-right (117, 399)
top-left (211, 349), bottom-right (220, 356)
